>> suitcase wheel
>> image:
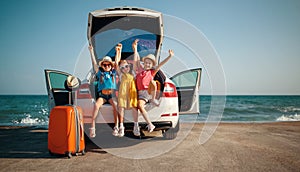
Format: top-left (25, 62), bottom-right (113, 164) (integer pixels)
top-left (66, 152), bottom-right (72, 159)
top-left (49, 150), bottom-right (54, 156)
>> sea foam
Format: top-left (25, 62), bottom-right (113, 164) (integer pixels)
top-left (276, 114), bottom-right (300, 121)
top-left (13, 114), bottom-right (48, 125)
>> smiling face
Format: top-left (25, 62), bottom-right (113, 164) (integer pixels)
top-left (119, 61), bottom-right (130, 73)
top-left (101, 62), bottom-right (112, 72)
top-left (143, 58), bottom-right (154, 70)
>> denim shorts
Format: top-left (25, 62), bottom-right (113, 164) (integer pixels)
top-left (98, 92), bottom-right (114, 102)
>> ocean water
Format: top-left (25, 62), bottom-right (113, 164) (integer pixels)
top-left (0, 95), bottom-right (299, 127)
top-left (0, 95), bottom-right (49, 126)
top-left (195, 95), bottom-right (300, 122)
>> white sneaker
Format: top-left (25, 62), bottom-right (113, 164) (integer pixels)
top-left (112, 127), bottom-right (119, 136)
top-left (146, 124), bottom-right (155, 133)
top-left (89, 127), bottom-right (96, 138)
top-left (119, 126), bottom-right (125, 137)
top-left (133, 125), bottom-right (140, 136)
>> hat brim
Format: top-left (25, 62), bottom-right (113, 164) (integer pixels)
top-left (64, 76), bottom-right (81, 91)
top-left (142, 57), bottom-right (156, 66)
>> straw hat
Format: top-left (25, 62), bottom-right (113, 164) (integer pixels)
top-left (142, 54), bottom-right (156, 66)
top-left (65, 75), bottom-right (80, 90)
top-left (99, 56), bottom-right (114, 66)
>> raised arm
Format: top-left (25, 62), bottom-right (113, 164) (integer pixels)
top-left (88, 45), bottom-right (99, 73)
top-left (154, 49), bottom-right (174, 74)
top-left (115, 43), bottom-right (122, 74)
top-left (132, 39), bottom-right (140, 71)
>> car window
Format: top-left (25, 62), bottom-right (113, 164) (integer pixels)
top-left (171, 70), bottom-right (198, 87)
top-left (49, 72), bottom-right (68, 89)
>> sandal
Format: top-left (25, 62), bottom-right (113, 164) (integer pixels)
top-left (89, 127), bottom-right (96, 138)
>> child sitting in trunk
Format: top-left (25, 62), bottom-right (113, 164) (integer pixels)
top-left (114, 43), bottom-right (140, 137)
top-left (88, 45), bottom-right (119, 137)
top-left (134, 39), bottom-right (174, 132)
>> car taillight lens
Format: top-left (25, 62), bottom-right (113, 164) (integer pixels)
top-left (77, 83), bottom-right (92, 99)
top-left (163, 82), bottom-right (177, 97)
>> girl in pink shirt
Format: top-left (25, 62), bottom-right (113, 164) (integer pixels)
top-left (133, 39), bottom-right (174, 132)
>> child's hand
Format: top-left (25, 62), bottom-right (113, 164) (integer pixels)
top-left (115, 44), bottom-right (122, 63)
top-left (169, 49), bottom-right (174, 57)
top-left (115, 43), bottom-right (122, 53)
top-left (132, 39), bottom-right (139, 52)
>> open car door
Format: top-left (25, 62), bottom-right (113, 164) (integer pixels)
top-left (170, 68), bottom-right (202, 114)
top-left (44, 69), bottom-right (72, 111)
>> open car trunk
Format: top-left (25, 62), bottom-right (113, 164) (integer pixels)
top-left (87, 7), bottom-right (164, 63)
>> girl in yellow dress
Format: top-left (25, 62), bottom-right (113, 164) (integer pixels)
top-left (115, 43), bottom-right (140, 137)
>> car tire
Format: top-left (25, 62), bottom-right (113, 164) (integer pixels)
top-left (163, 120), bottom-right (180, 140)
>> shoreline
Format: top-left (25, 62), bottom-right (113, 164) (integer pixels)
top-left (1, 120), bottom-right (299, 128)
top-left (0, 122), bottom-right (300, 171)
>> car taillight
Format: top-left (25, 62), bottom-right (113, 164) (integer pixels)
top-left (77, 83), bottom-right (92, 99)
top-left (163, 82), bottom-right (177, 97)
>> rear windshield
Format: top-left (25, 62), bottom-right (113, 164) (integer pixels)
top-left (93, 28), bottom-right (157, 60)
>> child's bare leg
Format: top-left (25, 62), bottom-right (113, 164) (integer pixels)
top-left (132, 107), bottom-right (138, 123)
top-left (91, 98), bottom-right (105, 128)
top-left (109, 98), bottom-right (119, 127)
top-left (149, 80), bottom-right (159, 106)
top-left (138, 99), bottom-right (155, 132)
top-left (150, 80), bottom-right (157, 100)
top-left (132, 107), bottom-right (140, 136)
top-left (117, 106), bottom-right (125, 137)
top-left (90, 97), bottom-right (105, 137)
top-left (109, 98), bottom-right (120, 136)
top-left (137, 100), bottom-right (151, 124)
top-left (118, 107), bottom-right (125, 123)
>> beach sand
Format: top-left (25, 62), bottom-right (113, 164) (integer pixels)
top-left (0, 122), bottom-right (300, 171)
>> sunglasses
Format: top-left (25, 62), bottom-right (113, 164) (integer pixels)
top-left (102, 63), bottom-right (111, 67)
top-left (120, 64), bottom-right (129, 70)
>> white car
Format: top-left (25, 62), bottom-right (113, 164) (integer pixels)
top-left (44, 7), bottom-right (201, 139)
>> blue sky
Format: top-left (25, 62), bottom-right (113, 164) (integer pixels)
top-left (0, 0), bottom-right (299, 95)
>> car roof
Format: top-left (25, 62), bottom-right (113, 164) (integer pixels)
top-left (89, 6), bottom-right (162, 18)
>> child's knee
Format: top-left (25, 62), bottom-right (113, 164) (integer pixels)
top-left (137, 102), bottom-right (144, 109)
top-left (94, 103), bottom-right (101, 109)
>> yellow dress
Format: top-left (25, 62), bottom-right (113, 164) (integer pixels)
top-left (118, 73), bottom-right (137, 108)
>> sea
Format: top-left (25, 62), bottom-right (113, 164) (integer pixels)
top-left (0, 95), bottom-right (299, 127)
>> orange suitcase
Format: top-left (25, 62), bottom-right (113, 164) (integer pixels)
top-left (48, 105), bottom-right (85, 158)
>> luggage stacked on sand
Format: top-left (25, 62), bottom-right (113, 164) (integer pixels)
top-left (48, 76), bottom-right (85, 158)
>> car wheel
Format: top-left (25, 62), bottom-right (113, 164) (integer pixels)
top-left (163, 120), bottom-right (180, 140)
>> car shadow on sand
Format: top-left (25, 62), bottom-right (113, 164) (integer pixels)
top-left (85, 124), bottom-right (168, 152)
top-left (0, 126), bottom-right (168, 159)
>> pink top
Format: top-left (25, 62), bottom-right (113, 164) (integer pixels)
top-left (136, 69), bottom-right (155, 90)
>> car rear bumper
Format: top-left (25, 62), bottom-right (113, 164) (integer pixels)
top-left (87, 121), bottom-right (178, 132)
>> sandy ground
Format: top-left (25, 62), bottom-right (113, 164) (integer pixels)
top-left (0, 122), bottom-right (300, 172)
